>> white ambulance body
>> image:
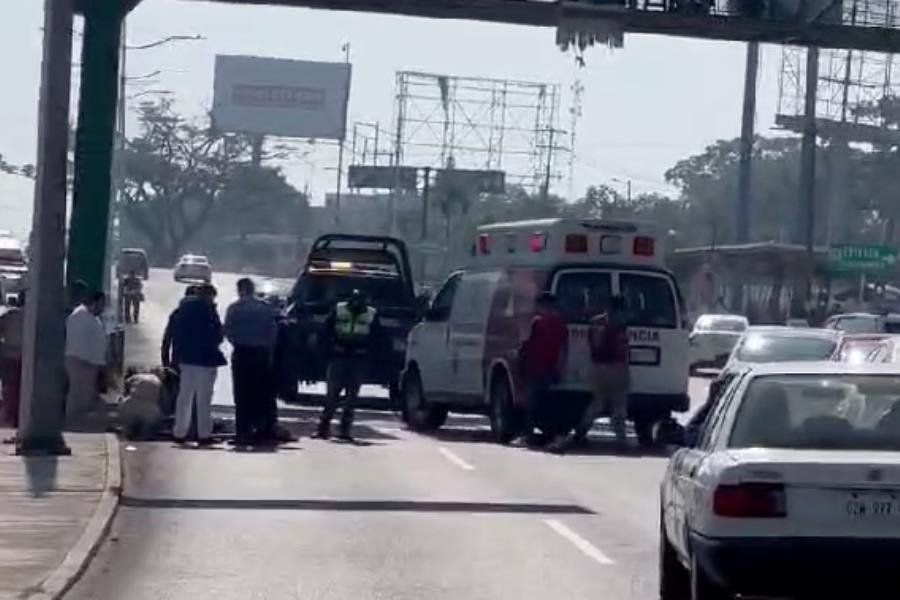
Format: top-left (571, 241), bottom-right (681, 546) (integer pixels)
top-left (401, 218), bottom-right (690, 446)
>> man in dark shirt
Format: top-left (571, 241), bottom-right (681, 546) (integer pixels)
top-left (515, 292), bottom-right (568, 446)
top-left (224, 278), bottom-right (279, 446)
top-left (576, 295), bottom-right (630, 447)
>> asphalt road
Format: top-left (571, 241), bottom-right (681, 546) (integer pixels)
top-left (66, 268), bottom-right (711, 600)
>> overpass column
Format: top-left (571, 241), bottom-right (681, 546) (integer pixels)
top-left (68, 1), bottom-right (123, 293)
top-left (18, 0), bottom-right (76, 455)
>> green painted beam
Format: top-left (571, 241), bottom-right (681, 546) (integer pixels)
top-left (68, 1), bottom-right (122, 293)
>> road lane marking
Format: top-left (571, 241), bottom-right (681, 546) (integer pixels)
top-left (438, 447), bottom-right (475, 471)
top-left (544, 519), bottom-right (615, 565)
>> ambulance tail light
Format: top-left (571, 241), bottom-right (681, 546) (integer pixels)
top-left (565, 234), bottom-right (588, 254)
top-left (478, 234), bottom-right (491, 255)
top-left (633, 236), bottom-right (655, 257)
top-left (529, 232), bottom-right (548, 252)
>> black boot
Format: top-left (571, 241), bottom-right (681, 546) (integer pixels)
top-left (312, 421), bottom-right (330, 439)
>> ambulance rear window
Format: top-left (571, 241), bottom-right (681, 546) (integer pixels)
top-left (620, 273), bottom-right (678, 329)
top-left (554, 272), bottom-right (613, 323)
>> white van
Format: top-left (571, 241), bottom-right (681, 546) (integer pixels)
top-left (401, 218), bottom-right (690, 447)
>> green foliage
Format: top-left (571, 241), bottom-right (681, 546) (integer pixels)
top-left (120, 99), bottom-right (307, 264)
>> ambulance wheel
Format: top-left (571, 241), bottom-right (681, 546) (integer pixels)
top-left (489, 373), bottom-right (520, 444)
top-left (634, 414), bottom-right (664, 449)
top-left (403, 369), bottom-right (447, 431)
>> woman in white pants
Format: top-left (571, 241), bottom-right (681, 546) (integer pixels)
top-left (169, 285), bottom-right (226, 444)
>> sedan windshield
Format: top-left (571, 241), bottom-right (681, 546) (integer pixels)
top-left (734, 333), bottom-right (837, 363)
top-left (730, 374), bottom-right (900, 451)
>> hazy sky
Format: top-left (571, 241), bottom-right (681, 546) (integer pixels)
top-left (0, 0), bottom-right (788, 237)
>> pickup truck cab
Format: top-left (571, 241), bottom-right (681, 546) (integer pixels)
top-left (277, 234), bottom-right (421, 403)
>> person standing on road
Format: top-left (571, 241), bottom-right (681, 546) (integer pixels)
top-left (313, 289), bottom-right (382, 441)
top-left (171, 284), bottom-right (225, 444)
top-left (64, 292), bottom-right (108, 424)
top-left (161, 285), bottom-right (199, 370)
top-left (514, 292), bottom-right (568, 447)
top-left (122, 270), bottom-right (144, 324)
top-left (225, 278), bottom-right (279, 447)
top-left (575, 295), bottom-right (630, 448)
top-left (0, 291), bottom-right (25, 427)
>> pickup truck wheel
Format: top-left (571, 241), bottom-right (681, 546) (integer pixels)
top-left (660, 518), bottom-right (689, 600)
top-left (489, 374), bottom-right (520, 444)
top-left (403, 370), bottom-right (447, 431)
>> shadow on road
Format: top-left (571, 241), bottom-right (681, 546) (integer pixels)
top-left (120, 496), bottom-right (596, 514)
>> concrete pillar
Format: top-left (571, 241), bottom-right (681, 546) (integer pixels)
top-left (18, 0), bottom-right (76, 455)
top-left (68, 1), bottom-right (122, 293)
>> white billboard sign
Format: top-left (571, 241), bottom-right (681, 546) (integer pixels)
top-left (212, 55), bottom-right (351, 140)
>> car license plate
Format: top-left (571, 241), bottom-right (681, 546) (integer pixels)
top-left (629, 346), bottom-right (659, 365)
top-left (846, 492), bottom-right (900, 518)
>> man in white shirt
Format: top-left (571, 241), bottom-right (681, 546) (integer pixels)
top-left (65, 292), bottom-right (108, 424)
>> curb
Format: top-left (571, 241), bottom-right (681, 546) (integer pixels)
top-left (30, 433), bottom-right (122, 600)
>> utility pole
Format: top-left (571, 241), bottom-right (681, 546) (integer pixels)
top-left (736, 41), bottom-right (759, 245)
top-left (798, 45), bottom-right (820, 313)
top-left (421, 166), bottom-right (432, 241)
top-left (542, 126), bottom-right (555, 202)
top-left (19, 0), bottom-right (75, 455)
top-left (334, 43), bottom-right (351, 229)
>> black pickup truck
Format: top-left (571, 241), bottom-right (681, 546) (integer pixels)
top-left (276, 234), bottom-right (421, 404)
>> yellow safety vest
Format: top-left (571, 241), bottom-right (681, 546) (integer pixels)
top-left (334, 302), bottom-right (376, 343)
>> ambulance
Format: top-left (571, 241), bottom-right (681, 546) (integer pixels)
top-left (400, 218), bottom-right (690, 447)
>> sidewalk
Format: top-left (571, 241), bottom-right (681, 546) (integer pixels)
top-left (0, 429), bottom-right (119, 600)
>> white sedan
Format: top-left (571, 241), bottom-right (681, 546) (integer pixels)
top-left (661, 362), bottom-right (900, 599)
top-left (689, 314), bottom-right (748, 370)
top-left (173, 254), bottom-right (212, 283)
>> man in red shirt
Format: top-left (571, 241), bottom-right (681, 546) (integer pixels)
top-left (575, 295), bottom-right (630, 448)
top-left (516, 292), bottom-right (568, 446)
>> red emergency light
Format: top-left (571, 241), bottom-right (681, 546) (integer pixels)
top-left (565, 234), bottom-right (588, 254)
top-left (633, 236), bottom-right (655, 257)
top-left (478, 233), bottom-right (491, 255)
top-left (529, 232), bottom-right (548, 252)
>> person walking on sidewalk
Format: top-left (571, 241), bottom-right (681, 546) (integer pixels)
top-left (0, 291), bottom-right (25, 427)
top-left (225, 278), bottom-right (279, 446)
top-left (313, 290), bottom-right (383, 441)
top-left (65, 292), bottom-right (108, 424)
top-left (171, 284), bottom-right (226, 444)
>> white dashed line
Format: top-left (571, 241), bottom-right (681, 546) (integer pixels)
top-left (438, 447), bottom-right (475, 471)
top-left (544, 519), bottom-right (615, 565)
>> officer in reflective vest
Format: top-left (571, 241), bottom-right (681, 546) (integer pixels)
top-left (314, 289), bottom-right (382, 440)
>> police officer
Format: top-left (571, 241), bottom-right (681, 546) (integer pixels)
top-left (313, 289), bottom-right (382, 441)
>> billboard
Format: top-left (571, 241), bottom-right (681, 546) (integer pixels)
top-left (435, 169), bottom-right (505, 194)
top-left (348, 165), bottom-right (418, 190)
top-left (212, 55), bottom-right (351, 140)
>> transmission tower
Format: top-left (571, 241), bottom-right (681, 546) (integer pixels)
top-left (391, 71), bottom-right (567, 193)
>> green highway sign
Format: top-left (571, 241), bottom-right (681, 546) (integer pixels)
top-left (828, 244), bottom-right (897, 271)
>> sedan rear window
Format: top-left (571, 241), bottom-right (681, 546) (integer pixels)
top-left (730, 375), bottom-right (900, 451)
top-left (695, 316), bottom-right (747, 333)
top-left (734, 334), bottom-right (837, 363)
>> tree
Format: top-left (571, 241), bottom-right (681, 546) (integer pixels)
top-left (120, 99), bottom-right (256, 263)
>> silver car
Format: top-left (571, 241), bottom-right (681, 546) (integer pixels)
top-left (689, 314), bottom-right (749, 370)
top-left (173, 254), bottom-right (212, 283)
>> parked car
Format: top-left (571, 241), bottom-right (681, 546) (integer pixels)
top-left (824, 312), bottom-right (900, 334)
top-left (116, 247), bottom-right (149, 279)
top-left (689, 314), bottom-right (748, 370)
top-left (864, 335), bottom-right (900, 364)
top-left (173, 254), bottom-right (212, 283)
top-left (661, 362), bottom-right (900, 599)
top-left (833, 333), bottom-right (891, 364)
top-left (707, 326), bottom-right (841, 406)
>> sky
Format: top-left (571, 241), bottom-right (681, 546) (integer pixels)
top-left (0, 0), bottom-right (788, 238)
